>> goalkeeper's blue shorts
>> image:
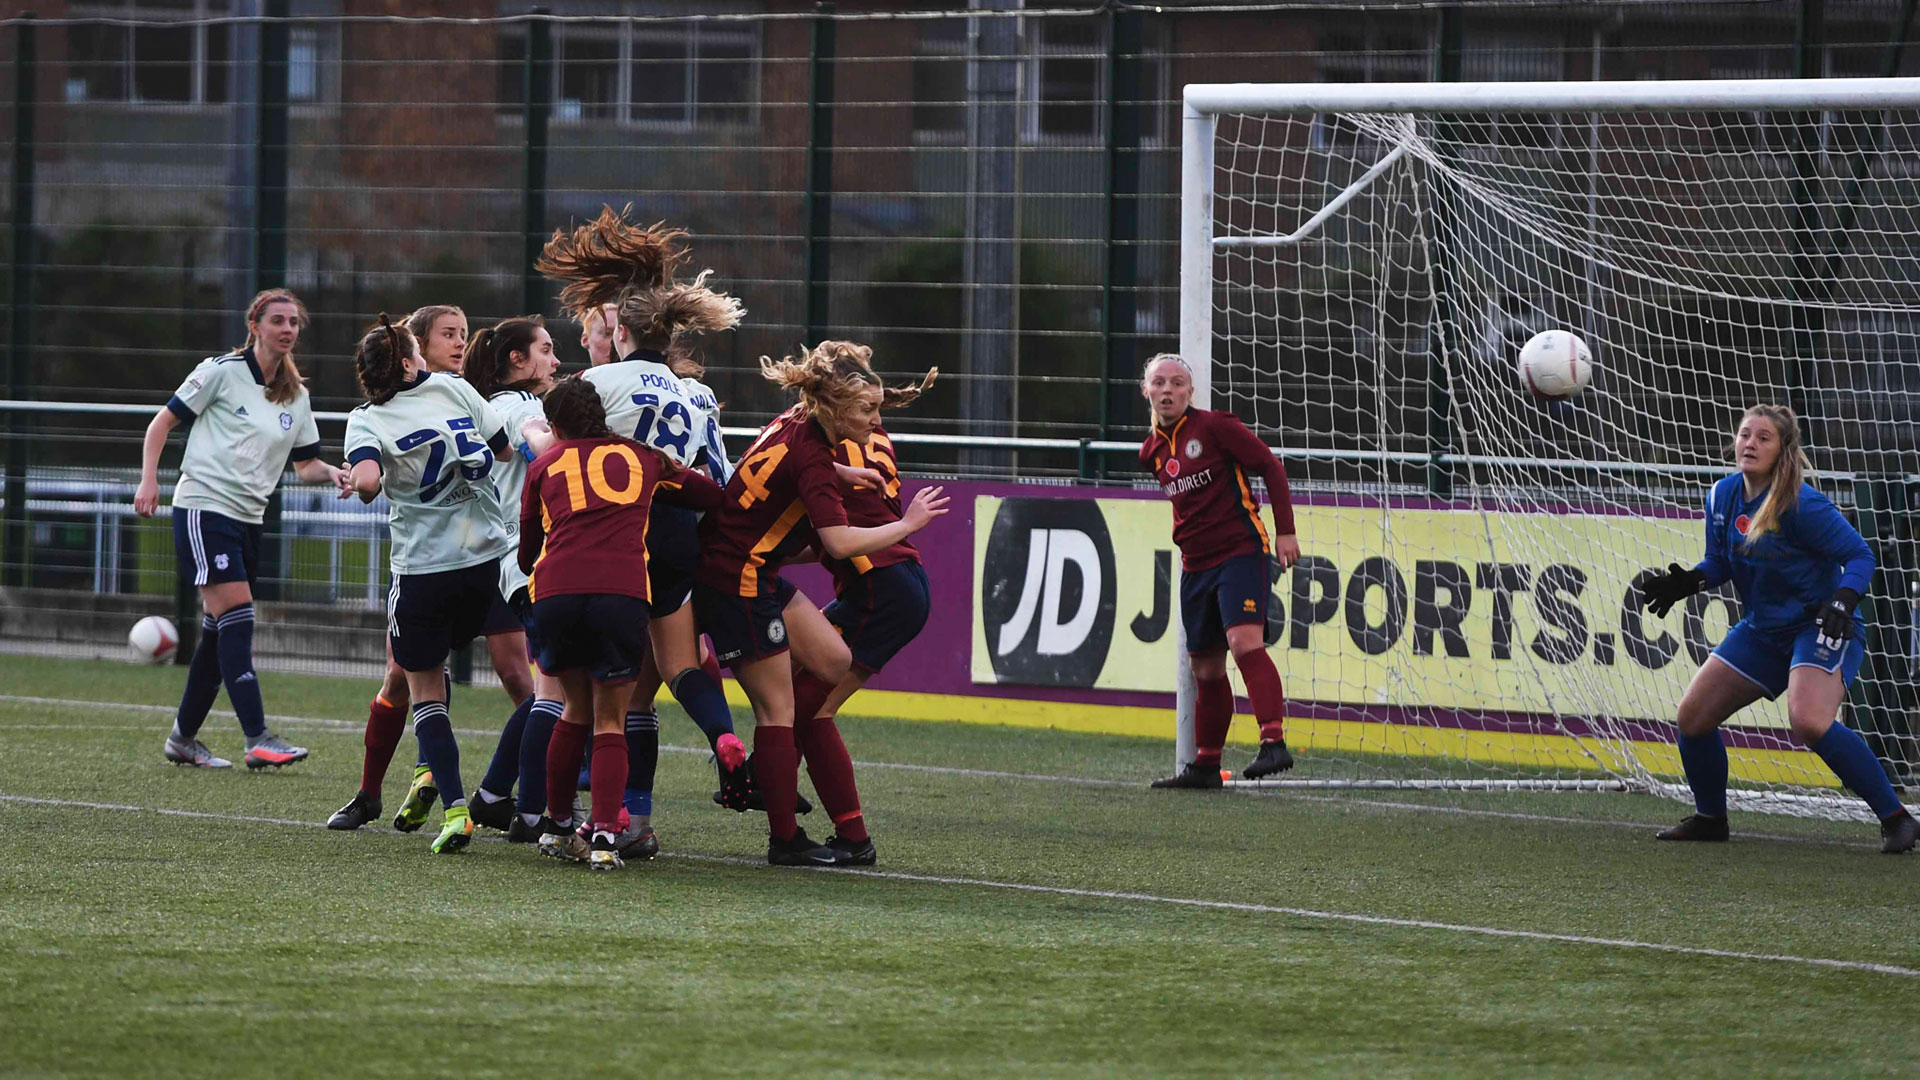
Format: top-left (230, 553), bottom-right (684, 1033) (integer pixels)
top-left (1711, 616), bottom-right (1863, 700)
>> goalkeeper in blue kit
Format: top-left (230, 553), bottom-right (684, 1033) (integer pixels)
top-left (1638, 405), bottom-right (1915, 852)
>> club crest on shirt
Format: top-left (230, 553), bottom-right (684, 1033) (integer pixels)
top-left (1164, 458), bottom-right (1181, 478)
top-left (1184, 438), bottom-right (1202, 459)
top-left (1734, 514), bottom-right (1751, 536)
top-left (279, 412), bottom-right (293, 430)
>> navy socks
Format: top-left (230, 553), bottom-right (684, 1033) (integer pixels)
top-left (170, 614), bottom-right (221, 742)
top-left (478, 695), bottom-right (535, 800)
top-left (668, 667), bottom-right (734, 752)
top-left (410, 701), bottom-right (465, 810)
top-left (625, 709), bottom-right (658, 818)
top-left (516, 699), bottom-right (563, 819)
top-left (215, 605), bottom-right (267, 740)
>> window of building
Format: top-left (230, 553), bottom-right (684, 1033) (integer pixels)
top-left (910, 13), bottom-right (1168, 145)
top-left (1030, 16), bottom-right (1100, 141)
top-left (65, 2), bottom-right (330, 108)
top-left (498, 20), bottom-right (758, 128)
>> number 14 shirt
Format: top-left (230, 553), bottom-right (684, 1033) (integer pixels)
top-left (698, 406), bottom-right (850, 599)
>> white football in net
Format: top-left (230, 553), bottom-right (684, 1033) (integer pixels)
top-left (128, 615), bottom-right (179, 665)
top-left (1517, 329), bottom-right (1594, 399)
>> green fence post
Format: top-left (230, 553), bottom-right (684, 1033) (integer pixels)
top-left (802, 1), bottom-right (835, 344)
top-left (520, 7), bottom-right (551, 318)
top-left (252, 0), bottom-right (290, 603)
top-left (4, 14), bottom-right (35, 590)
top-left (1099, 6), bottom-right (1143, 476)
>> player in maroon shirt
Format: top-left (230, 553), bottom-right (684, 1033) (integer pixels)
top-left (782, 360), bottom-right (938, 866)
top-left (1138, 353), bottom-right (1301, 789)
top-left (694, 341), bottom-right (948, 866)
top-left (516, 377), bottom-right (721, 870)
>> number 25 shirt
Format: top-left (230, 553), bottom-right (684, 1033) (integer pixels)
top-left (344, 371), bottom-right (511, 576)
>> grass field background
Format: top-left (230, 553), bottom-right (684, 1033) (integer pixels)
top-left (1, 654), bottom-right (1915, 1078)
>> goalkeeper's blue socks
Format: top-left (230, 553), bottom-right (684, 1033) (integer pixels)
top-left (1810, 722), bottom-right (1904, 820)
top-left (625, 709), bottom-right (658, 818)
top-left (170, 614), bottom-right (221, 742)
top-left (1676, 730), bottom-right (1728, 818)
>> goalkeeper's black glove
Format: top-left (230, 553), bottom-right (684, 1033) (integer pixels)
top-left (1640, 562), bottom-right (1707, 618)
top-left (1809, 588), bottom-right (1862, 651)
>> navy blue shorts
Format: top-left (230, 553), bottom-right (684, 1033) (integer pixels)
top-left (693, 576), bottom-right (797, 669)
top-left (387, 560), bottom-right (504, 672)
top-left (480, 584), bottom-right (521, 637)
top-left (647, 503), bottom-right (701, 618)
top-left (1180, 553), bottom-right (1272, 654)
top-left (825, 562), bottom-right (931, 675)
top-left (1712, 616), bottom-right (1866, 700)
top-left (173, 506), bottom-right (261, 588)
top-left (527, 593), bottom-right (652, 684)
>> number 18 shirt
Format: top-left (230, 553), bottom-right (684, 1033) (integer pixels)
top-left (582, 349), bottom-right (704, 467)
top-left (697, 407), bottom-right (849, 598)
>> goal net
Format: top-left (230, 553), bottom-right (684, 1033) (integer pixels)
top-left (1179, 78), bottom-right (1920, 819)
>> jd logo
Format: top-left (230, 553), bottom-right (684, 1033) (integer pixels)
top-left (981, 499), bottom-right (1116, 686)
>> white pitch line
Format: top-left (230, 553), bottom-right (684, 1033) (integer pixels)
top-left (0, 693), bottom-right (1875, 849)
top-left (2, 791), bottom-right (1911, 980)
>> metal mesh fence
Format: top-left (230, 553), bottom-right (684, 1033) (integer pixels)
top-left (2, 0), bottom-right (1918, 676)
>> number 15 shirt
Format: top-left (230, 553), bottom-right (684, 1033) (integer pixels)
top-left (344, 371), bottom-right (511, 576)
top-left (698, 406), bottom-right (849, 599)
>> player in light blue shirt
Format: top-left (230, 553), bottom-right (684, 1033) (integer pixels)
top-left (134, 288), bottom-right (349, 773)
top-left (341, 315), bottom-right (512, 855)
top-left (1639, 404), bottom-right (1915, 851)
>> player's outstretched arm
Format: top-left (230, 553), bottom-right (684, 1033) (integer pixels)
top-left (815, 485), bottom-right (949, 560)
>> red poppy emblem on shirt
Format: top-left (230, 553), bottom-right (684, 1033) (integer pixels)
top-left (1734, 514), bottom-right (1751, 536)
top-left (1165, 458), bottom-right (1181, 478)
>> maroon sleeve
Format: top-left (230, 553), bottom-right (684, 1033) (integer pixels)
top-left (518, 464), bottom-right (546, 575)
top-left (793, 439), bottom-right (849, 529)
top-left (1138, 436), bottom-right (1155, 472)
top-left (657, 469), bottom-right (724, 512)
top-left (1216, 413), bottom-right (1296, 536)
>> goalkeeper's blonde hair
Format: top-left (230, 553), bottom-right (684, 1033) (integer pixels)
top-left (1738, 403), bottom-right (1810, 548)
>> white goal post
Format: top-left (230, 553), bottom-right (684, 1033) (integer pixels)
top-left (1177, 78), bottom-right (1920, 817)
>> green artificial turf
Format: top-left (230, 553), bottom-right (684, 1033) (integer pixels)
top-left (0, 655), bottom-right (1912, 1078)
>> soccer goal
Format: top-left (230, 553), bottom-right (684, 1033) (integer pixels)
top-left (1178, 78), bottom-right (1920, 819)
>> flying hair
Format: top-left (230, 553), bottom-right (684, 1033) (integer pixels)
top-left (615, 269), bottom-right (745, 347)
top-left (534, 205), bottom-right (691, 321)
top-left (760, 340), bottom-right (934, 436)
top-left (1737, 403), bottom-right (1811, 547)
